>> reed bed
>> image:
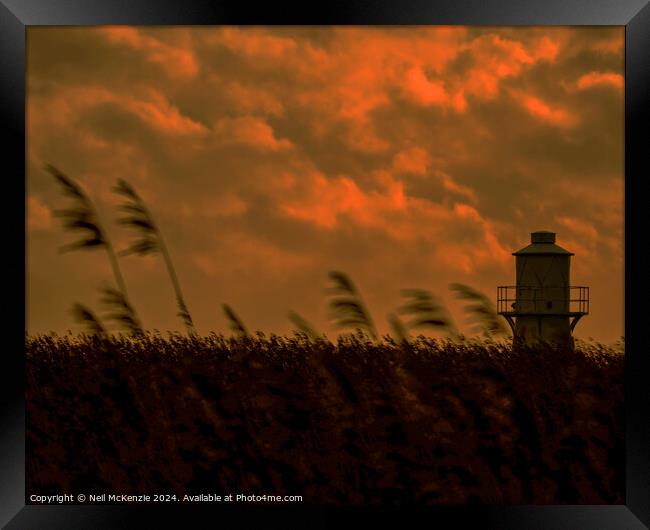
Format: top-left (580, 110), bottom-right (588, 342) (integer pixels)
top-left (26, 334), bottom-right (623, 504)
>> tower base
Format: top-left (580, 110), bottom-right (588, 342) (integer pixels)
top-left (513, 315), bottom-right (574, 350)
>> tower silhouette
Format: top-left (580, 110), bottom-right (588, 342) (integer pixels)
top-left (497, 231), bottom-right (589, 348)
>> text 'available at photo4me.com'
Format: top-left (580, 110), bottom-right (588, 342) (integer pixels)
top-left (29, 493), bottom-right (304, 504)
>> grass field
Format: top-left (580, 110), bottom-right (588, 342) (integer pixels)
top-left (26, 333), bottom-right (624, 504)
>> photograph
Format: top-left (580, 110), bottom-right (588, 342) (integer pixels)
top-left (24, 25), bottom-right (627, 506)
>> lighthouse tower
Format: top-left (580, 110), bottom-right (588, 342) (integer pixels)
top-left (497, 231), bottom-right (589, 348)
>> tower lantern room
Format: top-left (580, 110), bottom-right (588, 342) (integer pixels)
top-left (497, 231), bottom-right (589, 348)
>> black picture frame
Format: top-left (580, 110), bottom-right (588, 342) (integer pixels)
top-left (3, 1), bottom-right (648, 528)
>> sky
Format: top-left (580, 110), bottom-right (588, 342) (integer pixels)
top-left (26, 26), bottom-right (624, 342)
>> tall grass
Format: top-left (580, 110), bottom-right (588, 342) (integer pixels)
top-left (288, 311), bottom-right (319, 340)
top-left (449, 282), bottom-right (509, 338)
top-left (43, 165), bottom-right (529, 342)
top-left (99, 285), bottom-right (145, 337)
top-left (47, 165), bottom-right (142, 335)
top-left (69, 303), bottom-right (107, 338)
top-left (327, 271), bottom-right (378, 341)
top-left (398, 288), bottom-right (459, 340)
top-left (26, 333), bottom-right (624, 503)
top-left (113, 179), bottom-right (196, 336)
top-left (222, 304), bottom-right (249, 338)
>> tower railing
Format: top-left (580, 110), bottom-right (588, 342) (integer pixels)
top-left (497, 285), bottom-right (589, 316)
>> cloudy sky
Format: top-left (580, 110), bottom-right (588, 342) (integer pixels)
top-left (26, 26), bottom-right (624, 342)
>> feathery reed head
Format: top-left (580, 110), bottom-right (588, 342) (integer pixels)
top-left (399, 288), bottom-right (457, 336)
top-left (99, 285), bottom-right (144, 336)
top-left (326, 270), bottom-right (377, 341)
top-left (70, 303), bottom-right (107, 338)
top-left (223, 304), bottom-right (249, 337)
top-left (113, 179), bottom-right (159, 256)
top-left (449, 283), bottom-right (509, 338)
top-left (47, 164), bottom-right (106, 252)
top-left (327, 271), bottom-right (358, 295)
top-left (288, 311), bottom-right (319, 340)
top-left (177, 296), bottom-right (195, 331)
top-left (113, 178), bottom-right (195, 335)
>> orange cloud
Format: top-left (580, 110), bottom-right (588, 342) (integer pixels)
top-left (534, 36), bottom-right (560, 62)
top-left (278, 170), bottom-right (408, 230)
top-left (434, 203), bottom-right (511, 271)
top-left (100, 27), bottom-right (198, 78)
top-left (30, 85), bottom-right (207, 137)
top-left (403, 67), bottom-right (449, 107)
top-left (128, 91), bottom-right (208, 135)
top-left (275, 167), bottom-right (507, 273)
top-left (392, 147), bottom-right (431, 175)
top-left (214, 27), bottom-right (297, 60)
top-left (280, 173), bottom-right (371, 229)
top-left (221, 81), bottom-right (285, 117)
top-left (402, 199), bottom-right (511, 272)
top-left (555, 216), bottom-right (598, 244)
top-left (215, 28), bottom-right (465, 149)
top-left (213, 116), bottom-right (293, 151)
top-left (591, 37), bottom-right (624, 55)
top-left (206, 28), bottom-right (559, 154)
top-left (512, 91), bottom-right (579, 128)
top-left (458, 34), bottom-right (560, 102)
top-left (391, 148), bottom-right (478, 204)
top-left (435, 171), bottom-right (479, 204)
top-left (576, 71), bottom-right (624, 91)
top-left (398, 34), bottom-right (556, 108)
